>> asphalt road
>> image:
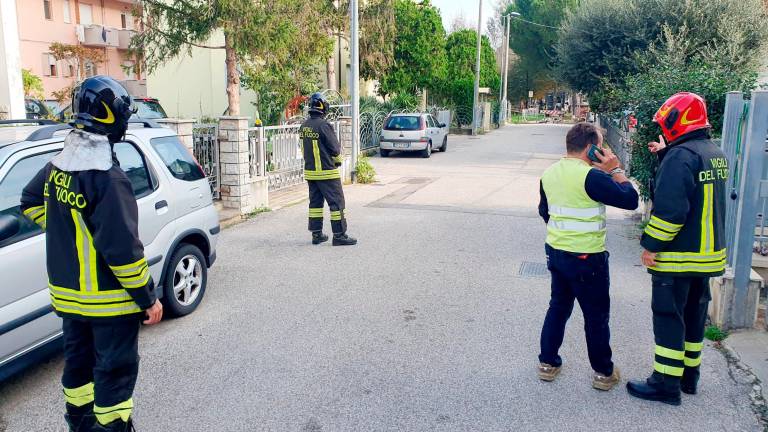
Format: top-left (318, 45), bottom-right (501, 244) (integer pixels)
top-left (0, 124), bottom-right (759, 431)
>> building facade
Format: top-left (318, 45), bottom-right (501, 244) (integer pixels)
top-left (15, 0), bottom-right (140, 100)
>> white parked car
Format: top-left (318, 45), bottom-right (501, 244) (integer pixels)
top-left (379, 113), bottom-right (448, 158)
top-left (0, 119), bottom-right (220, 380)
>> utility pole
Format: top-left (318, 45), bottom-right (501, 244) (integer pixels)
top-left (350, 0), bottom-right (360, 181)
top-left (502, 13), bottom-right (511, 123)
top-left (471, 0), bottom-right (483, 136)
top-left (497, 14), bottom-right (505, 122)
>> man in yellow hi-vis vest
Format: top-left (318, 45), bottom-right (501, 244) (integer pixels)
top-left (21, 76), bottom-right (162, 431)
top-left (537, 122), bottom-right (638, 391)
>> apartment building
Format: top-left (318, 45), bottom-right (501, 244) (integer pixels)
top-left (17, 0), bottom-right (140, 99)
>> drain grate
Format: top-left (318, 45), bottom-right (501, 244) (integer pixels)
top-left (518, 261), bottom-right (549, 278)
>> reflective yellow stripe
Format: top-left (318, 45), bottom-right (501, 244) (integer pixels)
top-left (650, 259), bottom-right (726, 273)
top-left (63, 382), bottom-right (94, 407)
top-left (312, 139), bottom-right (322, 172)
top-left (649, 215), bottom-right (683, 232)
top-left (701, 184), bottom-right (714, 253)
top-left (72, 209), bottom-right (98, 292)
top-left (95, 398), bottom-right (133, 424)
top-left (654, 361), bottom-right (684, 377)
top-left (645, 225), bottom-right (675, 241)
top-left (52, 296), bottom-right (142, 317)
top-left (656, 249), bottom-right (726, 262)
top-left (23, 206), bottom-right (45, 221)
top-left (685, 341), bottom-right (704, 352)
top-left (655, 345), bottom-right (685, 360)
top-left (118, 271), bottom-right (151, 289)
top-left (109, 257), bottom-right (147, 273)
top-left (684, 356), bottom-right (702, 367)
top-left (305, 169), bottom-right (341, 180)
top-left (49, 283), bottom-right (132, 303)
top-left (117, 266), bottom-right (149, 283)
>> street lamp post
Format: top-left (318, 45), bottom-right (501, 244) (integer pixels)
top-left (502, 13), bottom-right (515, 123)
top-left (350, 0), bottom-right (360, 181)
top-left (497, 14), bottom-right (506, 123)
top-left (471, 0), bottom-right (483, 136)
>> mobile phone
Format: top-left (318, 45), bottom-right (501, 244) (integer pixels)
top-left (587, 144), bottom-right (604, 163)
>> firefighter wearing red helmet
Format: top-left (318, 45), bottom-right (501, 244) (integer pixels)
top-left (626, 92), bottom-right (728, 405)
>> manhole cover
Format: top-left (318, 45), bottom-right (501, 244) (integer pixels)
top-left (519, 261), bottom-right (549, 278)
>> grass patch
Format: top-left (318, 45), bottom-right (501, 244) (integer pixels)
top-left (508, 113), bottom-right (546, 124)
top-left (355, 156), bottom-right (376, 184)
top-left (704, 325), bottom-right (729, 342)
top-left (246, 207), bottom-right (271, 219)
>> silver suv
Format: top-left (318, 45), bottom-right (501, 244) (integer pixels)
top-left (0, 120), bottom-right (220, 379)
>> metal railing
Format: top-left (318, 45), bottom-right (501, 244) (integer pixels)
top-left (192, 123), bottom-right (220, 199)
top-left (597, 115), bottom-right (632, 172)
top-left (248, 124), bottom-right (304, 192)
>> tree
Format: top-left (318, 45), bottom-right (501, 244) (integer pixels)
top-left (377, 0), bottom-right (446, 98)
top-left (556, 0), bottom-right (768, 101)
top-left (500, 0), bottom-right (577, 87)
top-left (436, 30), bottom-right (500, 109)
top-left (49, 42), bottom-right (106, 81)
top-left (133, 0), bottom-right (298, 116)
top-left (22, 69), bottom-right (44, 99)
top-left (318, 0), bottom-right (395, 91)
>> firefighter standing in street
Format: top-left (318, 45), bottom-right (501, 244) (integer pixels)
top-left (21, 76), bottom-right (162, 431)
top-left (300, 93), bottom-right (357, 246)
top-left (627, 92), bottom-right (728, 406)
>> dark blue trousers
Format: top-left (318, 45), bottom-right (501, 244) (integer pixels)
top-left (539, 244), bottom-right (614, 376)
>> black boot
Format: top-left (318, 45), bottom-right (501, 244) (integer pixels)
top-left (312, 231), bottom-right (329, 245)
top-left (626, 373), bottom-right (681, 406)
top-left (681, 368), bottom-right (699, 395)
top-left (92, 418), bottom-right (135, 431)
top-left (332, 233), bottom-right (357, 246)
top-left (64, 403), bottom-right (95, 432)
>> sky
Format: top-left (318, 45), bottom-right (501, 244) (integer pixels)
top-left (431, 0), bottom-right (498, 34)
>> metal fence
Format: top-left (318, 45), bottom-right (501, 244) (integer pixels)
top-left (192, 123), bottom-right (220, 199)
top-left (597, 115), bottom-right (632, 172)
top-left (248, 124), bottom-right (304, 192)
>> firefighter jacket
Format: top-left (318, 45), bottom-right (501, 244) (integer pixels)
top-left (300, 114), bottom-right (344, 181)
top-left (641, 131), bottom-right (728, 276)
top-left (20, 130), bottom-right (156, 320)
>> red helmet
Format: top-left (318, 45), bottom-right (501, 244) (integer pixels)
top-left (653, 92), bottom-right (711, 143)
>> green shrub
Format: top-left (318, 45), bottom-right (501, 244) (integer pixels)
top-left (704, 325), bottom-right (729, 342)
top-left (355, 156), bottom-right (376, 184)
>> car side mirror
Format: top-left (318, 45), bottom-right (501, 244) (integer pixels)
top-left (0, 214), bottom-right (21, 243)
top-left (439, 123), bottom-right (446, 128)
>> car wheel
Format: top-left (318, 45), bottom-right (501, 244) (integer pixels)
top-left (380, 149), bottom-right (390, 157)
top-left (439, 136), bottom-right (447, 152)
top-left (161, 243), bottom-right (208, 317)
top-left (421, 142), bottom-right (432, 158)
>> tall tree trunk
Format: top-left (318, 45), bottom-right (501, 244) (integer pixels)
top-left (224, 32), bottom-right (240, 116)
top-left (327, 55), bottom-right (337, 91)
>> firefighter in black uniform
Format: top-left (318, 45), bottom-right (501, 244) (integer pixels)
top-left (627, 92), bottom-right (728, 406)
top-left (301, 93), bottom-right (357, 246)
top-left (21, 76), bottom-right (163, 431)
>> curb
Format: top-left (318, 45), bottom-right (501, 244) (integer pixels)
top-left (718, 341), bottom-right (768, 427)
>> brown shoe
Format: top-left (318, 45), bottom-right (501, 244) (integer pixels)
top-left (592, 367), bottom-right (621, 391)
top-left (538, 363), bottom-right (561, 382)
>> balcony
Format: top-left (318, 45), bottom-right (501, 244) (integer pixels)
top-left (78, 25), bottom-right (119, 48)
top-left (118, 29), bottom-right (136, 50)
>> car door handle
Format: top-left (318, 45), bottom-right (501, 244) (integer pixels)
top-left (155, 200), bottom-right (168, 210)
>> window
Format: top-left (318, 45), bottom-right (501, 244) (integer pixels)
top-left (43, 0), bottom-right (52, 20)
top-left (0, 152), bottom-right (56, 246)
top-left (63, 0), bottom-right (71, 23)
top-left (150, 136), bottom-right (206, 182)
top-left (120, 12), bottom-right (133, 29)
top-left (384, 116), bottom-right (422, 131)
top-left (113, 142), bottom-right (154, 198)
top-left (42, 53), bottom-right (57, 77)
top-left (135, 100), bottom-right (167, 119)
top-left (78, 3), bottom-right (93, 25)
top-left (426, 116), bottom-right (436, 128)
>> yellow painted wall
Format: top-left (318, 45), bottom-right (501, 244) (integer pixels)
top-left (146, 31), bottom-right (259, 123)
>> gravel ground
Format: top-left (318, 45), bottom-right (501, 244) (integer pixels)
top-left (0, 124), bottom-right (759, 431)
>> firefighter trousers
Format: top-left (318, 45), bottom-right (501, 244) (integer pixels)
top-left (61, 316), bottom-right (141, 425)
top-left (307, 179), bottom-right (347, 234)
top-left (651, 275), bottom-right (710, 387)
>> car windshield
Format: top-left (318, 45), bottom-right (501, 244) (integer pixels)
top-left (134, 100), bottom-right (167, 119)
top-left (385, 116), bottom-right (422, 131)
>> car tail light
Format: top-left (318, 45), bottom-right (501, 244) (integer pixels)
top-left (420, 117), bottom-right (426, 130)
